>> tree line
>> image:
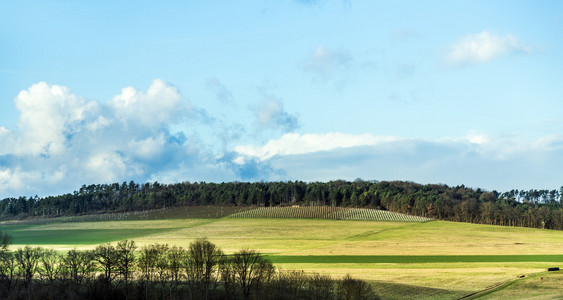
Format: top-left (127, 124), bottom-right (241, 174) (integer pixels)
top-left (1, 180), bottom-right (563, 229)
top-left (0, 232), bottom-right (377, 300)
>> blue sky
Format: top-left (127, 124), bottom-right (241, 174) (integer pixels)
top-left (1, 0), bottom-right (562, 198)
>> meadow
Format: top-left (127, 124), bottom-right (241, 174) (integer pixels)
top-left (1, 206), bottom-right (562, 299)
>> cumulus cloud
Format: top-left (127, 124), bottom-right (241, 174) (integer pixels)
top-left (87, 116), bottom-right (112, 132)
top-left (111, 79), bottom-right (185, 128)
top-left (445, 31), bottom-right (532, 66)
top-left (0, 80), bottom-right (219, 198)
top-left (128, 134), bottom-right (167, 160)
top-left (0, 127), bottom-right (14, 156)
top-left (304, 46), bottom-right (352, 78)
top-left (254, 96), bottom-right (299, 133)
top-left (13, 82), bottom-right (98, 156)
top-left (85, 151), bottom-right (129, 182)
top-left (0, 167), bottom-right (22, 192)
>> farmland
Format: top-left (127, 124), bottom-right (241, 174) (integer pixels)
top-left (1, 206), bottom-right (563, 299)
top-left (229, 206), bottom-right (432, 222)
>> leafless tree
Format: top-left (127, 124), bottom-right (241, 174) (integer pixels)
top-left (186, 238), bottom-right (224, 299)
top-left (94, 243), bottom-right (118, 285)
top-left (231, 248), bottom-right (275, 299)
top-left (116, 240), bottom-right (137, 299)
top-left (167, 245), bottom-right (187, 299)
top-left (62, 249), bottom-right (96, 288)
top-left (39, 249), bottom-right (61, 286)
top-left (14, 246), bottom-right (43, 287)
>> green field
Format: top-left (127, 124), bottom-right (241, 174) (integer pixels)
top-left (1, 207), bottom-right (563, 299)
top-left (266, 255), bottom-right (563, 264)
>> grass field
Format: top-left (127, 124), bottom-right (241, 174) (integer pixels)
top-left (1, 207), bottom-right (562, 299)
top-left (475, 271), bottom-right (563, 299)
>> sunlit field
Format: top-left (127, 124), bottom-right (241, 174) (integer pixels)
top-left (1, 207), bottom-right (562, 299)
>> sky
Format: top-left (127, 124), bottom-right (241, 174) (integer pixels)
top-left (0, 0), bottom-right (562, 198)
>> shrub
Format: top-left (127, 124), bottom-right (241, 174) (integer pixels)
top-left (337, 274), bottom-right (378, 300)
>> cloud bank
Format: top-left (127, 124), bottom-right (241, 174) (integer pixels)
top-left (234, 132), bottom-right (399, 163)
top-left (233, 133), bottom-right (563, 191)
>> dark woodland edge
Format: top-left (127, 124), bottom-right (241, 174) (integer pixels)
top-left (2, 180), bottom-right (563, 229)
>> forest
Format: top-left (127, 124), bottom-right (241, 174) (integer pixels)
top-left (0, 234), bottom-right (376, 300)
top-left (1, 180), bottom-right (563, 230)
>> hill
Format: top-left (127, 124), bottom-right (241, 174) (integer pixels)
top-left (1, 206), bottom-right (563, 299)
top-left (2, 180), bottom-right (562, 231)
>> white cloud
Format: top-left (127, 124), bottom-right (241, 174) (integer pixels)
top-left (465, 132), bottom-right (489, 145)
top-left (0, 127), bottom-right (10, 136)
top-left (443, 132), bottom-right (563, 161)
top-left (2, 79), bottom-right (561, 198)
top-left (445, 31), bottom-right (531, 66)
top-left (0, 127), bottom-right (14, 155)
top-left (86, 152), bottom-right (129, 182)
top-left (0, 168), bottom-right (17, 190)
top-left (86, 116), bottom-right (112, 132)
top-left (0, 80), bottom-right (212, 198)
top-left (128, 134), bottom-right (166, 159)
top-left (232, 132), bottom-right (563, 191)
top-left (0, 167), bottom-right (42, 196)
top-left (234, 132), bottom-right (400, 162)
top-left (14, 82), bottom-right (98, 156)
top-left (111, 79), bottom-right (185, 128)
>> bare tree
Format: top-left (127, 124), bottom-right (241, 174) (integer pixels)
top-left (156, 246), bottom-right (171, 298)
top-left (308, 273), bottom-right (335, 300)
top-left (219, 256), bottom-right (237, 300)
top-left (116, 239), bottom-right (137, 298)
top-left (167, 245), bottom-right (187, 299)
top-left (62, 249), bottom-right (96, 288)
top-left (186, 238), bottom-right (224, 299)
top-left (269, 270), bottom-right (309, 299)
top-left (0, 232), bottom-right (15, 298)
top-left (138, 243), bottom-right (169, 299)
top-left (14, 246), bottom-right (43, 287)
top-left (94, 243), bottom-right (118, 285)
top-left (231, 248), bottom-right (275, 299)
top-left (0, 231), bottom-right (11, 252)
top-left (39, 249), bottom-right (61, 286)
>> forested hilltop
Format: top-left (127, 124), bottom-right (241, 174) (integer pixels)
top-left (1, 180), bottom-right (563, 230)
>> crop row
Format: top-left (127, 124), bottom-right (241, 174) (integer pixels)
top-left (1, 206), bottom-right (254, 226)
top-left (228, 206), bottom-right (432, 222)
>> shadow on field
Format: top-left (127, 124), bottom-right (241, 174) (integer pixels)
top-left (371, 281), bottom-right (468, 300)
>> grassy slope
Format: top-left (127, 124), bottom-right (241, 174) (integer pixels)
top-left (229, 206), bottom-right (432, 222)
top-left (476, 271), bottom-right (563, 299)
top-left (1, 211), bottom-right (563, 299)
